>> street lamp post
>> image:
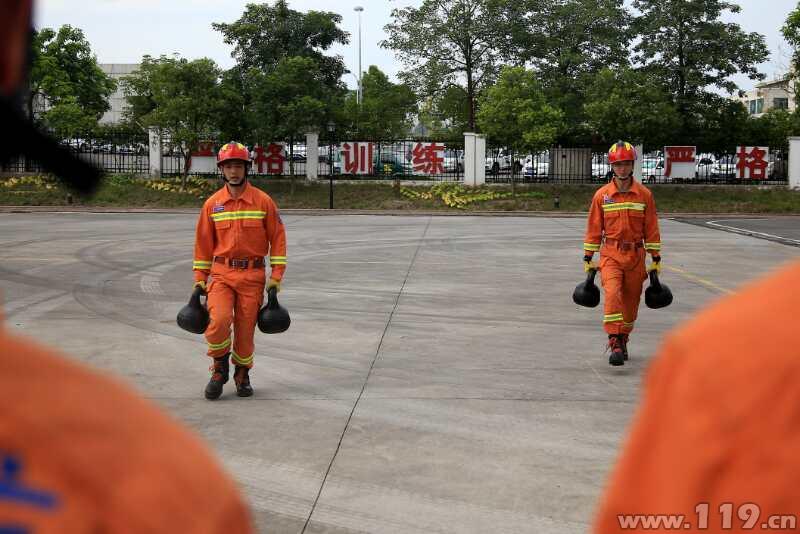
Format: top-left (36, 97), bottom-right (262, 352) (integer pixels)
top-left (354, 6), bottom-right (363, 106)
top-left (327, 120), bottom-right (335, 209)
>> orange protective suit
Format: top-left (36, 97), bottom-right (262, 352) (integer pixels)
top-left (193, 181), bottom-right (287, 367)
top-left (0, 323), bottom-right (253, 533)
top-left (583, 179), bottom-right (661, 335)
top-left (594, 260), bottom-right (800, 533)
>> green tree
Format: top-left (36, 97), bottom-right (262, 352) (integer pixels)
top-left (122, 55), bottom-right (225, 185)
top-left (781, 3), bottom-right (800, 98)
top-left (382, 0), bottom-right (502, 130)
top-left (29, 25), bottom-right (116, 136)
top-left (212, 0), bottom-right (349, 88)
top-left (213, 1), bottom-right (350, 144)
top-left (477, 66), bottom-right (563, 196)
top-left (492, 0), bottom-right (632, 142)
top-left (340, 66), bottom-right (417, 138)
top-left (247, 56), bottom-right (343, 142)
top-left (633, 0), bottom-right (769, 136)
top-left (584, 68), bottom-right (682, 149)
top-left (246, 56), bottom-right (345, 192)
top-left (782, 2), bottom-right (800, 71)
top-left (693, 96), bottom-right (750, 152)
top-left (743, 108), bottom-right (800, 149)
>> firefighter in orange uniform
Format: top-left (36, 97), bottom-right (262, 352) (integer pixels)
top-left (1, 3), bottom-right (253, 530)
top-left (0, 326), bottom-right (255, 533)
top-left (193, 142), bottom-right (287, 399)
top-left (594, 260), bottom-right (800, 533)
top-left (583, 141), bottom-right (662, 366)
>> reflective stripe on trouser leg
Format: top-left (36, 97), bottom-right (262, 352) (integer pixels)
top-left (230, 267), bottom-right (266, 369)
top-left (621, 261), bottom-right (647, 336)
top-left (205, 276), bottom-right (235, 358)
top-left (600, 258), bottom-right (625, 335)
top-left (231, 350), bottom-right (254, 367)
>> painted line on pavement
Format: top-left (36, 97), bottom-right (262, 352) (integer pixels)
top-left (707, 219), bottom-right (800, 246)
top-left (665, 265), bottom-right (733, 295)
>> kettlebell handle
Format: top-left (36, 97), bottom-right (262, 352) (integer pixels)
top-left (267, 286), bottom-right (278, 308)
top-left (649, 270), bottom-right (662, 289)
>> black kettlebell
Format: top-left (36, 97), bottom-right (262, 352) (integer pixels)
top-left (573, 268), bottom-right (601, 308)
top-left (257, 287), bottom-right (290, 334)
top-left (177, 285), bottom-right (210, 334)
top-left (645, 270), bottom-right (673, 309)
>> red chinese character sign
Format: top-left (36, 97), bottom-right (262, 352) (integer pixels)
top-left (412, 142), bottom-right (445, 175)
top-left (340, 142), bottom-right (374, 175)
top-left (664, 146), bottom-right (696, 179)
top-left (736, 146), bottom-right (769, 179)
top-left (252, 143), bottom-right (285, 175)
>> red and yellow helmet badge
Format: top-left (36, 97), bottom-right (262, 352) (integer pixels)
top-left (608, 141), bottom-right (637, 164)
top-left (217, 141), bottom-right (250, 166)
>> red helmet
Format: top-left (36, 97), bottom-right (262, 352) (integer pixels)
top-left (608, 141), bottom-right (637, 163)
top-left (217, 141), bottom-right (250, 167)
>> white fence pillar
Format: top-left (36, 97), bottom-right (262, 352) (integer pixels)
top-left (634, 143), bottom-right (643, 181)
top-left (305, 132), bottom-right (319, 181)
top-left (464, 132), bottom-right (486, 186)
top-left (148, 127), bottom-right (161, 177)
top-left (789, 137), bottom-right (800, 189)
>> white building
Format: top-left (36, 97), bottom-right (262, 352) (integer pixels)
top-left (736, 75), bottom-right (795, 117)
top-left (98, 63), bottom-right (139, 124)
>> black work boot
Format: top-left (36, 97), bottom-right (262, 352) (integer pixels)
top-left (234, 366), bottom-right (253, 397)
top-left (204, 354), bottom-right (230, 400)
top-left (621, 333), bottom-right (629, 361)
top-left (608, 335), bottom-right (625, 367)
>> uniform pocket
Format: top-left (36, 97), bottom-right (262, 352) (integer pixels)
top-left (604, 210), bottom-right (622, 234)
top-left (214, 220), bottom-right (232, 230)
top-left (629, 210), bottom-right (645, 235)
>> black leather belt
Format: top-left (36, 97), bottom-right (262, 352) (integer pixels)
top-left (214, 256), bottom-right (265, 268)
top-left (603, 238), bottom-right (643, 251)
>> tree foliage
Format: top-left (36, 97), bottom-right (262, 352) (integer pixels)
top-left (382, 0), bottom-right (502, 130)
top-left (29, 25), bottom-right (116, 136)
top-left (122, 55), bottom-right (224, 180)
top-left (633, 0), bottom-right (769, 136)
top-left (476, 67), bottom-right (563, 153)
top-left (213, 0), bottom-right (349, 88)
top-left (339, 66), bottom-right (417, 139)
top-left (584, 68), bottom-right (681, 149)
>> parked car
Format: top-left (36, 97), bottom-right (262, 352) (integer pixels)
top-left (711, 154), bottom-right (737, 181)
top-left (442, 153), bottom-right (463, 173)
top-left (523, 152), bottom-right (549, 180)
top-left (591, 155), bottom-right (611, 181)
top-left (642, 158), bottom-right (664, 183)
top-left (694, 154), bottom-right (716, 180)
top-left (330, 150), bottom-right (413, 176)
top-left (485, 148), bottom-right (524, 175)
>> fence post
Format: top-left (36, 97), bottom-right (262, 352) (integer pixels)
top-left (306, 132), bottom-right (319, 181)
top-left (634, 143), bottom-right (644, 181)
top-left (789, 137), bottom-right (800, 189)
top-left (148, 127), bottom-right (161, 178)
top-left (464, 132), bottom-right (486, 186)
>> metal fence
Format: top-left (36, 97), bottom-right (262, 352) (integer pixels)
top-left (485, 146), bottom-right (789, 185)
top-left (1, 130), bottom-right (150, 174)
top-left (2, 131), bottom-right (789, 187)
top-left (160, 138), bottom-right (464, 181)
top-left (318, 139), bottom-right (464, 182)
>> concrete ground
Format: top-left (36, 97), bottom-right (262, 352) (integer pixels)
top-left (1, 213), bottom-right (798, 534)
top-left (675, 215), bottom-right (800, 247)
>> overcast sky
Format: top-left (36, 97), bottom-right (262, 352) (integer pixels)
top-left (34, 0), bottom-right (799, 92)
